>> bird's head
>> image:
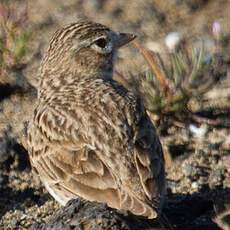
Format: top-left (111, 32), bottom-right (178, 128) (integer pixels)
top-left (40, 21), bottom-right (136, 90)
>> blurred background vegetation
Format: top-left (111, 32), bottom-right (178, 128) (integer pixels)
top-left (0, 0), bottom-right (229, 128)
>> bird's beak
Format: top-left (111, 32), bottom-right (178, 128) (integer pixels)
top-left (115, 33), bottom-right (136, 48)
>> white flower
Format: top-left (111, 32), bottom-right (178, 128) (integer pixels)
top-left (164, 32), bottom-right (182, 52)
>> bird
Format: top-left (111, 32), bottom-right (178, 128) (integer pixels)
top-left (27, 20), bottom-right (165, 219)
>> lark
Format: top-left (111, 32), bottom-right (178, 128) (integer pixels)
top-left (27, 21), bottom-right (165, 219)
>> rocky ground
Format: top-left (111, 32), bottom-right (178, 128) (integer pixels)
top-left (0, 0), bottom-right (229, 229)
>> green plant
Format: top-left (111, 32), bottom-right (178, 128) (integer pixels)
top-left (132, 38), bottom-right (225, 123)
top-left (0, 2), bottom-right (31, 78)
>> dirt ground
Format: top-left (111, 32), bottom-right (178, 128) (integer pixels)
top-left (0, 0), bottom-right (229, 229)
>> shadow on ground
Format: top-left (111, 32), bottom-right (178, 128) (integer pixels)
top-left (28, 188), bottom-right (230, 230)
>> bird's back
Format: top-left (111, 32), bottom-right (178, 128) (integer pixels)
top-left (28, 76), bottom-right (165, 219)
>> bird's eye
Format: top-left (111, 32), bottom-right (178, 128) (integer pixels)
top-left (94, 38), bottom-right (107, 49)
top-left (91, 37), bottom-right (112, 54)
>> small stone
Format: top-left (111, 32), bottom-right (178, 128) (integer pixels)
top-left (182, 164), bottom-right (193, 177)
top-left (167, 180), bottom-right (178, 193)
top-left (191, 182), bottom-right (199, 189)
top-left (189, 124), bottom-right (207, 138)
top-left (209, 169), bottom-right (224, 188)
top-left (223, 177), bottom-right (230, 189)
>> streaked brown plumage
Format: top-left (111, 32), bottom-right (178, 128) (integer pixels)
top-left (27, 21), bottom-right (165, 219)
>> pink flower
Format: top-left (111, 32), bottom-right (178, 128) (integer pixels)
top-left (212, 21), bottom-right (221, 39)
top-left (0, 5), bottom-right (7, 19)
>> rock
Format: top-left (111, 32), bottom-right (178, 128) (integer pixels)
top-left (223, 177), bottom-right (230, 189)
top-left (182, 164), bottom-right (194, 177)
top-left (208, 169), bottom-right (225, 189)
top-left (191, 182), bottom-right (199, 190)
top-left (29, 199), bottom-right (161, 230)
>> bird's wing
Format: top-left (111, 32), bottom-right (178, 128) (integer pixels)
top-left (133, 110), bottom-right (165, 207)
top-left (115, 96), bottom-right (165, 218)
top-left (28, 103), bottom-right (120, 208)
